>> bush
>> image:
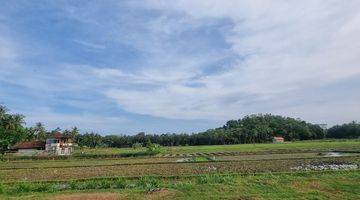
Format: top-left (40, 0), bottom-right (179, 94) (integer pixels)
top-left (132, 142), bottom-right (143, 149)
top-left (32, 183), bottom-right (52, 192)
top-left (138, 177), bottom-right (160, 191)
top-left (113, 178), bottom-right (126, 189)
top-left (196, 175), bottom-right (210, 184)
top-left (14, 183), bottom-right (32, 193)
top-left (146, 143), bottom-right (162, 155)
top-left (84, 180), bottom-right (98, 190)
top-left (97, 179), bottom-right (111, 189)
top-left (69, 181), bottom-right (79, 190)
top-left (0, 183), bottom-right (4, 194)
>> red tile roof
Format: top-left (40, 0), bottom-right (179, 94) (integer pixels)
top-left (273, 136), bottom-right (284, 141)
top-left (53, 131), bottom-right (62, 139)
top-left (52, 131), bottom-right (69, 139)
top-left (10, 140), bottom-right (45, 150)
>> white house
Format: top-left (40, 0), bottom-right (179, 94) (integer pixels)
top-left (45, 132), bottom-right (74, 156)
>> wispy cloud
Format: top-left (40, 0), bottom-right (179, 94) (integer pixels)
top-left (0, 1), bottom-right (359, 133)
top-left (73, 39), bottom-right (106, 50)
top-left (102, 0), bottom-right (360, 121)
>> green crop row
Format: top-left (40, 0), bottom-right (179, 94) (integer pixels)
top-left (0, 174), bottom-right (236, 196)
top-left (1, 156), bottom-right (359, 183)
top-left (2, 170), bottom-right (360, 199)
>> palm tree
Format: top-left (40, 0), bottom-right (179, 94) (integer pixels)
top-left (34, 122), bottom-right (47, 140)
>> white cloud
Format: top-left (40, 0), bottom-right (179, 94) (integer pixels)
top-left (103, 0), bottom-right (360, 121)
top-left (21, 107), bottom-right (129, 133)
top-left (1, 1), bottom-right (359, 128)
top-left (0, 25), bottom-right (19, 70)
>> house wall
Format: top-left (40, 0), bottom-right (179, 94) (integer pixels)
top-left (272, 138), bottom-right (284, 143)
top-left (55, 147), bottom-right (73, 155)
top-left (18, 149), bottom-right (42, 156)
top-left (46, 138), bottom-right (74, 155)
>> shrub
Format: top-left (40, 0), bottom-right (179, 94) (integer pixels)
top-left (196, 175), bottom-right (210, 184)
top-left (132, 142), bottom-right (143, 149)
top-left (113, 178), bottom-right (126, 189)
top-left (84, 180), bottom-right (98, 190)
top-left (138, 177), bottom-right (160, 191)
top-left (14, 182), bottom-right (32, 193)
top-left (97, 179), bottom-right (112, 189)
top-left (32, 183), bottom-right (52, 192)
top-left (0, 183), bottom-right (4, 194)
top-left (146, 143), bottom-right (162, 155)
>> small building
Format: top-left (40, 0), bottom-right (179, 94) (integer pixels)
top-left (10, 140), bottom-right (45, 155)
top-left (45, 132), bottom-right (74, 156)
top-left (272, 136), bottom-right (284, 143)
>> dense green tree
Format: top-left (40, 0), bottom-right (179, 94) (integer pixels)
top-left (76, 132), bottom-right (103, 148)
top-left (0, 105), bottom-right (29, 154)
top-left (327, 121), bottom-right (360, 139)
top-left (1, 104), bottom-right (358, 150)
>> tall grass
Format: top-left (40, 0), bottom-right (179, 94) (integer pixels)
top-left (196, 174), bottom-right (234, 184)
top-left (0, 174), bottom-right (233, 195)
top-left (138, 176), bottom-right (161, 191)
top-left (0, 183), bottom-right (4, 194)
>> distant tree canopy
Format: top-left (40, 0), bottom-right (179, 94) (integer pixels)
top-left (0, 104), bottom-right (359, 151)
top-left (327, 121), bottom-right (360, 139)
top-left (78, 114), bottom-right (328, 148)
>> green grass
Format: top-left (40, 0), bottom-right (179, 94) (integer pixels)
top-left (4, 139), bottom-right (359, 161)
top-left (164, 139), bottom-right (360, 154)
top-left (0, 171), bottom-right (359, 199)
top-left (75, 139), bottom-right (360, 155)
top-left (73, 146), bottom-right (145, 156)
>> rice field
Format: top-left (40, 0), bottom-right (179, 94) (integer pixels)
top-left (74, 139), bottom-right (360, 156)
top-left (1, 139), bottom-right (359, 199)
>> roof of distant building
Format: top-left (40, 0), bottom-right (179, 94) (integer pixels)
top-left (10, 140), bottom-right (45, 150)
top-left (51, 131), bottom-right (70, 139)
top-left (273, 136), bottom-right (284, 140)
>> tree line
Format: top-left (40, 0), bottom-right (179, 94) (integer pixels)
top-left (1, 105), bottom-right (359, 153)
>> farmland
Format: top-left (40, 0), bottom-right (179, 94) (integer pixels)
top-left (1, 139), bottom-right (359, 199)
top-left (74, 139), bottom-right (360, 156)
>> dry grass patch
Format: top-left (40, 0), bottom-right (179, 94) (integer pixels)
top-left (52, 192), bottom-right (124, 200)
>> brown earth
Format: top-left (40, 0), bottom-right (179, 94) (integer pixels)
top-left (51, 189), bottom-right (175, 200)
top-left (52, 192), bottom-right (124, 200)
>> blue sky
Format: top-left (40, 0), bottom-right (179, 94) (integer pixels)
top-left (0, 0), bottom-right (359, 134)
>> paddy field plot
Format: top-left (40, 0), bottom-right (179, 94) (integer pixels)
top-left (0, 139), bottom-right (359, 199)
